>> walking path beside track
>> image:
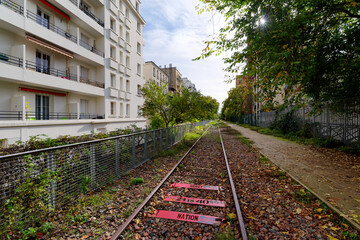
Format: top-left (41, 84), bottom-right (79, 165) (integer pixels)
top-left (225, 122), bottom-right (360, 230)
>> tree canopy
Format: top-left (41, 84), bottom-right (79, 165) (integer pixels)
top-left (197, 0), bottom-right (360, 112)
top-left (221, 85), bottom-right (252, 121)
top-left (141, 81), bottom-right (219, 128)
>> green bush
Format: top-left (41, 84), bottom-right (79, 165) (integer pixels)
top-left (271, 111), bottom-right (301, 134)
top-left (130, 178), bottom-right (144, 185)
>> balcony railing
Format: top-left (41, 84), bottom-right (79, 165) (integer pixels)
top-left (79, 39), bottom-right (104, 57)
top-left (0, 111), bottom-right (101, 120)
top-left (26, 10), bottom-right (77, 43)
top-left (0, 52), bottom-right (23, 67)
top-left (79, 3), bottom-right (104, 27)
top-left (0, 0), bottom-right (24, 15)
top-left (80, 77), bottom-right (104, 88)
top-left (25, 60), bottom-right (77, 81)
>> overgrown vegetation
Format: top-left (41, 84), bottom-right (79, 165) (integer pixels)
top-left (141, 81), bottom-right (219, 128)
top-left (0, 124), bottom-right (142, 156)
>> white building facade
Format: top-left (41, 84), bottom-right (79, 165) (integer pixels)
top-left (181, 77), bottom-right (196, 92)
top-left (0, 0), bottom-right (146, 144)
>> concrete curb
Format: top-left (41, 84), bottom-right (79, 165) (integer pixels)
top-left (225, 122), bottom-right (360, 232)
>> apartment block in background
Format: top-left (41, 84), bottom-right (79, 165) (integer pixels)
top-left (0, 0), bottom-right (146, 144)
top-left (181, 77), bottom-right (196, 92)
top-left (144, 61), bottom-right (169, 87)
top-left (160, 64), bottom-right (182, 93)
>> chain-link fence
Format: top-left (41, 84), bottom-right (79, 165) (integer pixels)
top-left (0, 121), bottom-right (210, 230)
top-left (239, 106), bottom-right (360, 145)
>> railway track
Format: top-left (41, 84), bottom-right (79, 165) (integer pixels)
top-left (110, 126), bottom-right (248, 239)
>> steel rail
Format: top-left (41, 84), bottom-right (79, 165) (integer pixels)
top-left (110, 126), bottom-right (210, 240)
top-left (218, 127), bottom-right (248, 240)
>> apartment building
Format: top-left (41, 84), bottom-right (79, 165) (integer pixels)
top-left (181, 77), bottom-right (196, 92)
top-left (144, 61), bottom-right (168, 87)
top-left (0, 0), bottom-right (146, 144)
top-left (160, 64), bottom-right (182, 93)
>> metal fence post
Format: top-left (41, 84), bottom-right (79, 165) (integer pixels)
top-left (160, 129), bottom-right (163, 151)
top-left (166, 128), bottom-right (169, 149)
top-left (90, 143), bottom-right (96, 189)
top-left (343, 112), bottom-right (347, 143)
top-left (153, 131), bottom-right (156, 155)
top-left (115, 139), bottom-right (120, 178)
top-left (47, 152), bottom-right (56, 210)
top-left (144, 132), bottom-right (148, 161)
top-left (132, 135), bottom-right (136, 168)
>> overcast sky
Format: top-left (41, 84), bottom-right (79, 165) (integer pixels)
top-left (141, 0), bottom-right (235, 107)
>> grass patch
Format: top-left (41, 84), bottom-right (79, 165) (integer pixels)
top-left (294, 188), bottom-right (317, 204)
top-left (215, 229), bottom-right (236, 240)
top-left (130, 178), bottom-right (144, 185)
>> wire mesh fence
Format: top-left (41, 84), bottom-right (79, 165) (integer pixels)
top-left (239, 106), bottom-right (360, 145)
top-left (0, 121), bottom-right (209, 230)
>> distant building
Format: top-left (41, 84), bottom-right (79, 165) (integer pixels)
top-left (161, 64), bottom-right (182, 93)
top-left (181, 77), bottom-right (196, 92)
top-left (144, 61), bottom-right (169, 87)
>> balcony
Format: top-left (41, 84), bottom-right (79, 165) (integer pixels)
top-left (119, 63), bottom-right (125, 73)
top-left (125, 92), bottom-right (131, 100)
top-left (119, 90), bottom-right (125, 99)
top-left (0, 0), bottom-right (24, 15)
top-left (0, 52), bottom-right (23, 67)
top-left (125, 67), bottom-right (131, 77)
top-left (125, 42), bottom-right (131, 53)
top-left (125, 17), bottom-right (131, 29)
top-left (118, 37), bottom-right (125, 48)
top-left (79, 2), bottom-right (104, 27)
top-left (118, 10), bottom-right (124, 22)
top-left (109, 30), bottom-right (118, 42)
top-left (109, 0), bottom-right (117, 15)
top-left (109, 87), bottom-right (118, 98)
top-left (25, 60), bottom-right (77, 81)
top-left (26, 10), bottom-right (77, 44)
top-left (79, 39), bottom-right (104, 57)
top-left (80, 77), bottom-right (104, 88)
top-left (0, 111), bottom-right (99, 120)
top-left (25, 60), bottom-right (104, 88)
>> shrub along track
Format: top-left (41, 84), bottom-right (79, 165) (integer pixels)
top-left (112, 127), bottom-right (245, 239)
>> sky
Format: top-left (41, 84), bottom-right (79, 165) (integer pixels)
top-left (141, 0), bottom-right (236, 108)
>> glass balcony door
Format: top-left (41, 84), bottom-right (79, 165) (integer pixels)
top-left (35, 95), bottom-right (49, 120)
top-left (37, 9), bottom-right (50, 29)
top-left (36, 51), bottom-right (50, 74)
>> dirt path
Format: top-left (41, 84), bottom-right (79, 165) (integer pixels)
top-left (225, 122), bottom-right (360, 229)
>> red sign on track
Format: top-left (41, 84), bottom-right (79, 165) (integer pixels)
top-left (164, 196), bottom-right (225, 207)
top-left (152, 210), bottom-right (222, 225)
top-left (170, 183), bottom-right (223, 191)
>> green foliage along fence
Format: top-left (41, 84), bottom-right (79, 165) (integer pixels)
top-left (240, 106), bottom-right (360, 146)
top-left (0, 121), bottom-right (209, 234)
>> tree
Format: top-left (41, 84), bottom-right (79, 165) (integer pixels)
top-left (141, 81), bottom-right (219, 128)
top-left (221, 85), bottom-right (251, 121)
top-left (197, 0), bottom-right (360, 112)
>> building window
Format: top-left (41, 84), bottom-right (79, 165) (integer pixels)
top-left (137, 84), bottom-right (141, 95)
top-left (137, 63), bottom-right (141, 75)
top-left (80, 66), bottom-right (89, 80)
top-left (110, 73), bottom-right (116, 88)
top-left (37, 8), bottom-right (50, 29)
top-left (120, 76), bottom-right (124, 90)
top-left (110, 45), bottom-right (116, 60)
top-left (119, 25), bottom-right (123, 38)
top-left (119, 102), bottom-right (123, 116)
top-left (125, 56), bottom-right (130, 67)
top-left (119, 51), bottom-right (124, 64)
top-left (111, 102), bottom-right (116, 115)
top-left (126, 104), bottom-right (130, 117)
top-left (157, 70), bottom-right (159, 79)
top-left (125, 32), bottom-right (130, 43)
top-left (125, 8), bottom-right (129, 18)
top-left (35, 95), bottom-right (49, 120)
top-left (36, 51), bottom-right (50, 74)
top-left (137, 22), bottom-right (141, 33)
top-left (153, 67), bottom-right (156, 77)
top-left (126, 79), bottom-right (130, 92)
top-left (135, 2), bottom-right (139, 11)
top-left (80, 99), bottom-right (89, 118)
top-left (110, 17), bottom-right (115, 31)
top-left (137, 105), bottom-right (141, 117)
top-left (137, 42), bottom-right (141, 55)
